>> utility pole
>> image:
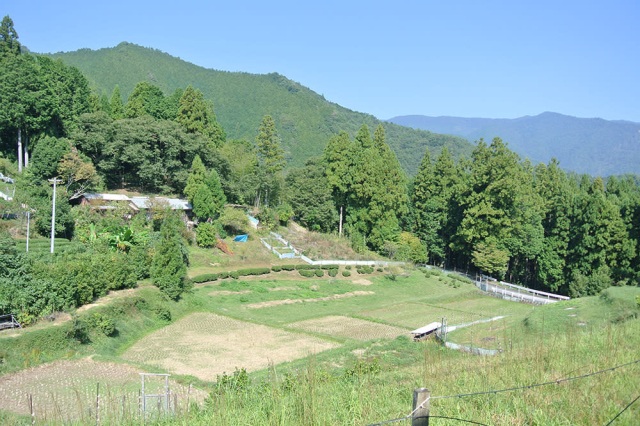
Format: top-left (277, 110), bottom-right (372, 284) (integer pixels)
top-left (48, 178), bottom-right (62, 254)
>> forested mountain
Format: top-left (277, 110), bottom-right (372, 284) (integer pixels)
top-left (47, 42), bottom-right (471, 175)
top-left (388, 112), bottom-right (640, 176)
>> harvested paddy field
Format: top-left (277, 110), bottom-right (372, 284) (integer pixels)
top-left (122, 313), bottom-right (338, 381)
top-left (288, 315), bottom-right (409, 341)
top-left (246, 290), bottom-right (374, 309)
top-left (0, 358), bottom-right (205, 421)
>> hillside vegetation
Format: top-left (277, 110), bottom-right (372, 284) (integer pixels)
top-left (47, 42), bottom-right (472, 174)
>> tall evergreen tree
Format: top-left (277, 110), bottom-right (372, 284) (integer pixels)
top-left (109, 85), bottom-right (124, 119)
top-left (124, 82), bottom-right (166, 119)
top-left (532, 159), bottom-right (572, 292)
top-left (255, 115), bottom-right (285, 206)
top-left (176, 85), bottom-right (225, 147)
top-left (323, 131), bottom-right (353, 236)
top-left (0, 15), bottom-right (21, 56)
top-left (151, 212), bottom-right (189, 300)
top-left (566, 177), bottom-right (632, 295)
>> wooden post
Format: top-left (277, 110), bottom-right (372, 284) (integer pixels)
top-left (29, 394), bottom-right (35, 425)
top-left (96, 382), bottom-right (100, 426)
top-left (411, 388), bottom-right (430, 426)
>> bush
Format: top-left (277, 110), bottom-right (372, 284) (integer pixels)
top-left (195, 222), bottom-right (219, 248)
top-left (314, 269), bottom-right (324, 277)
top-left (299, 270), bottom-right (316, 278)
top-left (271, 265), bottom-right (282, 272)
top-left (328, 269), bottom-right (338, 277)
top-left (296, 264), bottom-right (319, 270)
top-left (218, 207), bottom-right (250, 235)
top-left (153, 306), bottom-right (172, 322)
top-left (230, 271), bottom-right (240, 279)
top-left (342, 270), bottom-right (351, 277)
top-left (236, 267), bottom-right (271, 277)
top-left (320, 264), bottom-right (340, 270)
top-left (280, 264), bottom-right (296, 271)
top-left (86, 313), bottom-right (116, 337)
top-left (191, 273), bottom-right (219, 283)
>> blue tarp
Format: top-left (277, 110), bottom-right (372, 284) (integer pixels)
top-left (233, 234), bottom-right (248, 242)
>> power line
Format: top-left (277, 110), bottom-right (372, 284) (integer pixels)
top-left (431, 359), bottom-right (639, 401)
top-left (367, 359), bottom-right (639, 426)
top-left (603, 394), bottom-right (640, 426)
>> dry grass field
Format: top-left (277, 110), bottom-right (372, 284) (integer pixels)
top-left (122, 313), bottom-right (339, 381)
top-left (0, 358), bottom-right (206, 422)
top-left (288, 315), bottom-right (409, 341)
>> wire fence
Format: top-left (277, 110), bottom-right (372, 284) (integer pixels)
top-left (367, 359), bottom-right (640, 426)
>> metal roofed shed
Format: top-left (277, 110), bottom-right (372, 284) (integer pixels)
top-left (411, 322), bottom-right (442, 340)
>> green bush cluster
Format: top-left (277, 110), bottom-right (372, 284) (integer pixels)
top-left (236, 267), bottom-right (271, 277)
top-left (299, 270), bottom-right (316, 278)
top-left (280, 264), bottom-right (297, 271)
top-left (320, 264), bottom-right (340, 270)
top-left (342, 270), bottom-right (352, 277)
top-left (192, 273), bottom-right (219, 283)
top-left (356, 265), bottom-right (375, 274)
top-left (328, 269), bottom-right (338, 277)
top-left (295, 264), bottom-right (319, 270)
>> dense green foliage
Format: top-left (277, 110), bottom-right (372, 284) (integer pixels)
top-left (47, 42), bottom-right (473, 174)
top-left (409, 138), bottom-right (640, 296)
top-left (151, 212), bottom-right (190, 300)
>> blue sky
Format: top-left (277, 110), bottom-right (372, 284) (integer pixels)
top-left (3, 1), bottom-right (639, 121)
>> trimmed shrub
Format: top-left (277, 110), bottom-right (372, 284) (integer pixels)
top-left (237, 267), bottom-right (271, 277)
top-left (191, 273), bottom-right (219, 283)
top-left (218, 271), bottom-right (230, 279)
top-left (314, 269), bottom-right (324, 277)
top-left (280, 264), bottom-right (296, 271)
top-left (230, 271), bottom-right (240, 279)
top-left (299, 270), bottom-right (315, 278)
top-left (342, 270), bottom-right (351, 277)
top-left (328, 269), bottom-right (338, 277)
top-left (296, 264), bottom-right (319, 270)
top-left (271, 265), bottom-right (282, 272)
top-left (320, 264), bottom-right (340, 270)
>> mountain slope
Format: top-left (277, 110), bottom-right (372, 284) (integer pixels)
top-left (388, 112), bottom-right (640, 176)
top-left (48, 43), bottom-right (472, 175)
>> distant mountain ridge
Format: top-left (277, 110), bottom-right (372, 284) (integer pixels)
top-left (387, 112), bottom-right (640, 176)
top-left (47, 42), bottom-right (472, 176)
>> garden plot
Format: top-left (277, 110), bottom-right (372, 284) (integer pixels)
top-left (358, 302), bottom-right (484, 329)
top-left (289, 315), bottom-right (409, 341)
top-left (122, 313), bottom-right (338, 381)
top-left (0, 358), bottom-right (205, 421)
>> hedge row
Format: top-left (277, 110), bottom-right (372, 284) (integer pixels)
top-left (191, 262), bottom-right (380, 284)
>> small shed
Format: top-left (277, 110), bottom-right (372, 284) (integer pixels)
top-left (411, 322), bottom-right (441, 341)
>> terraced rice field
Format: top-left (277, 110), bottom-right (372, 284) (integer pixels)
top-left (122, 313), bottom-right (338, 381)
top-left (288, 315), bottom-right (409, 341)
top-left (0, 358), bottom-right (205, 423)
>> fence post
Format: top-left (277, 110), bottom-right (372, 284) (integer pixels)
top-left (411, 388), bottom-right (430, 426)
